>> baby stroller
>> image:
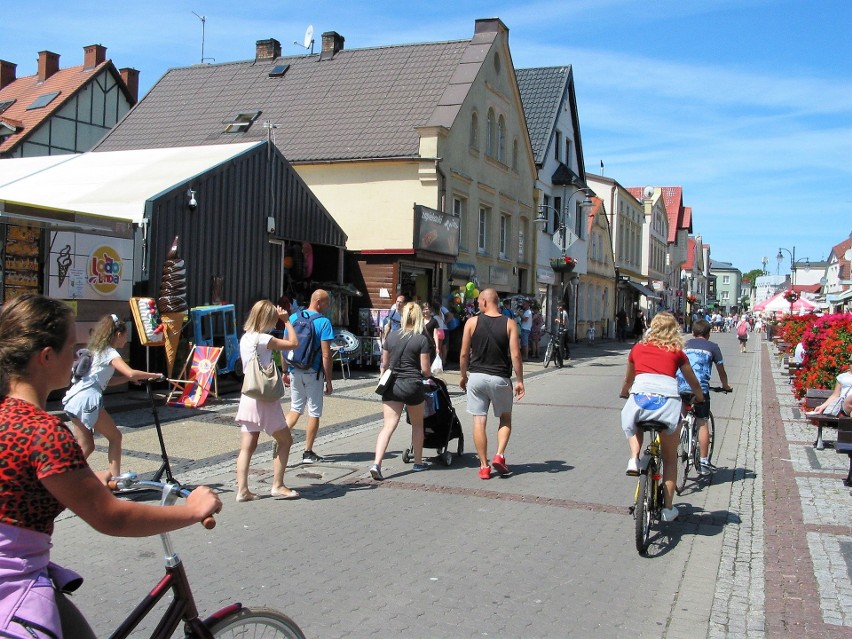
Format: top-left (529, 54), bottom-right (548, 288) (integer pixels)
top-left (404, 377), bottom-right (464, 466)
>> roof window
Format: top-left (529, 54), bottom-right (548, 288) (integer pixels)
top-left (268, 64), bottom-right (290, 78)
top-left (0, 99), bottom-right (15, 114)
top-left (223, 111), bottom-right (262, 133)
top-left (26, 91), bottom-right (60, 110)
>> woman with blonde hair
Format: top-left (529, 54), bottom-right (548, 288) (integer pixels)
top-left (234, 300), bottom-right (299, 502)
top-left (370, 302), bottom-right (432, 480)
top-left (63, 313), bottom-right (163, 482)
top-left (619, 312), bottom-right (704, 522)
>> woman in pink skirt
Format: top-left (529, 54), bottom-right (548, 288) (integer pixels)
top-left (235, 300), bottom-right (300, 502)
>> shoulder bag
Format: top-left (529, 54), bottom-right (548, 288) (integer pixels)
top-left (375, 334), bottom-right (410, 395)
top-left (242, 335), bottom-right (286, 401)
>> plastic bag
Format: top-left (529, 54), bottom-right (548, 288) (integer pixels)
top-left (431, 354), bottom-right (444, 375)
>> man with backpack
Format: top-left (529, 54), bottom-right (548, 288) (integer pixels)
top-left (284, 289), bottom-right (335, 463)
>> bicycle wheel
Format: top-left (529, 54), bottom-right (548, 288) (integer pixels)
top-left (675, 425), bottom-right (689, 495)
top-left (206, 607), bottom-right (306, 639)
top-left (634, 473), bottom-right (652, 554)
top-left (543, 339), bottom-right (555, 368)
top-left (707, 411), bottom-right (716, 464)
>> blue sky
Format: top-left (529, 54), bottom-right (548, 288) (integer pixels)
top-left (7, 0), bottom-right (851, 274)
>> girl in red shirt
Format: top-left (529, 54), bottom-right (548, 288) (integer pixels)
top-left (620, 312), bottom-right (704, 522)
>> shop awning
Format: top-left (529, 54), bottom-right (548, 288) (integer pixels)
top-left (0, 142), bottom-right (263, 225)
top-left (829, 288), bottom-right (852, 302)
top-left (625, 280), bottom-right (661, 300)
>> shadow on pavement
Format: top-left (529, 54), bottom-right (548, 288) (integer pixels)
top-left (641, 508), bottom-right (740, 558)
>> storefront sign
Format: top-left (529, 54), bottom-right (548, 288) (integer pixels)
top-left (536, 267), bottom-right (555, 285)
top-left (413, 205), bottom-right (460, 257)
top-left (489, 265), bottom-right (510, 287)
top-left (48, 232), bottom-right (133, 300)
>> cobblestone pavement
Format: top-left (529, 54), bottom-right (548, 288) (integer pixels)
top-left (47, 335), bottom-right (852, 637)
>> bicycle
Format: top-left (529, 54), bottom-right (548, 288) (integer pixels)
top-left (105, 475), bottom-right (305, 638)
top-left (675, 386), bottom-right (730, 495)
top-left (543, 328), bottom-right (565, 368)
top-left (629, 420), bottom-right (668, 555)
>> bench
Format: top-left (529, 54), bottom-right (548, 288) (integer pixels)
top-left (781, 355), bottom-right (800, 383)
top-left (836, 417), bottom-right (852, 487)
top-left (803, 388), bottom-right (841, 450)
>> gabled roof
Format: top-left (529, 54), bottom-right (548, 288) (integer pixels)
top-left (660, 186), bottom-right (687, 242)
top-left (96, 37), bottom-right (484, 162)
top-left (516, 66), bottom-right (569, 165)
top-left (683, 237), bottom-right (697, 270)
top-left (625, 187), bottom-right (644, 204)
top-left (0, 59), bottom-right (129, 155)
top-left (586, 196), bottom-right (604, 235)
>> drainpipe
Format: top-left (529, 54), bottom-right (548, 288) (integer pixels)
top-left (435, 158), bottom-right (446, 212)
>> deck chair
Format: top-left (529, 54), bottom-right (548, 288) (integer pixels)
top-left (167, 344), bottom-right (223, 407)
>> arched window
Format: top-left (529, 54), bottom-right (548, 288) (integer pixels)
top-left (512, 138), bottom-right (518, 171)
top-left (470, 111), bottom-right (479, 150)
top-left (486, 108), bottom-right (496, 157)
top-left (497, 115), bottom-right (506, 163)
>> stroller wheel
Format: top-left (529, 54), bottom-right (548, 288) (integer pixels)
top-left (441, 451), bottom-right (453, 466)
top-left (402, 448), bottom-right (413, 464)
top-left (457, 435), bottom-right (464, 456)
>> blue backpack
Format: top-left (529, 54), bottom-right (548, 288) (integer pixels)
top-left (284, 311), bottom-right (323, 371)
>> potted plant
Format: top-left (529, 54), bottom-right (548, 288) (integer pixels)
top-left (783, 289), bottom-right (800, 303)
top-left (686, 294), bottom-right (698, 304)
top-left (550, 255), bottom-right (577, 272)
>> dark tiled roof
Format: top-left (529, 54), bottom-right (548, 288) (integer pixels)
top-left (516, 66), bottom-right (570, 165)
top-left (97, 40), bottom-right (471, 162)
top-left (0, 61), bottom-right (114, 155)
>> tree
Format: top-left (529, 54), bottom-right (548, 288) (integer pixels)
top-left (742, 268), bottom-right (764, 285)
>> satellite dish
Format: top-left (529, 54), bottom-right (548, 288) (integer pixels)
top-left (643, 186), bottom-right (654, 199)
top-left (304, 25), bottom-right (314, 50)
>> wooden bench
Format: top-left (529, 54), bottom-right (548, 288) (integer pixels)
top-left (781, 355), bottom-right (800, 383)
top-left (803, 388), bottom-right (841, 450)
top-left (836, 417), bottom-right (852, 487)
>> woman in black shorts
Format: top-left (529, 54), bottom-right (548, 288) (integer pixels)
top-left (370, 302), bottom-right (432, 480)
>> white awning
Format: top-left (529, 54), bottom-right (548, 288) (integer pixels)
top-left (0, 142), bottom-right (263, 224)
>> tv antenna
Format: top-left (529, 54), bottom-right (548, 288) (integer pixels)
top-left (192, 11), bottom-right (216, 63)
top-left (294, 24), bottom-right (315, 54)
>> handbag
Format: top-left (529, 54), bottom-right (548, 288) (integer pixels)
top-left (241, 336), bottom-right (286, 401)
top-left (823, 395), bottom-right (845, 417)
top-left (374, 334), bottom-right (410, 395)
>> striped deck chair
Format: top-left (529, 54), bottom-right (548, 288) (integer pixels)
top-left (167, 345), bottom-right (223, 407)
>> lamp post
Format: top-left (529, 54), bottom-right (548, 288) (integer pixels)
top-left (761, 256), bottom-right (768, 275)
top-left (777, 246), bottom-right (795, 284)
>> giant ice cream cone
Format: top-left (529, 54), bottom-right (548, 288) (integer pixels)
top-left (160, 312), bottom-right (184, 376)
top-left (158, 236), bottom-right (189, 377)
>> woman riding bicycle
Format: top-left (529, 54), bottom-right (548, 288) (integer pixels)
top-left (619, 312), bottom-right (704, 522)
top-left (0, 295), bottom-right (221, 638)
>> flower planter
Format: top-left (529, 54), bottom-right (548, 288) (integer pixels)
top-left (550, 259), bottom-right (576, 273)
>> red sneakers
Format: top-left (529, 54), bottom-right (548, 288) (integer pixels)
top-left (478, 466), bottom-right (492, 480)
top-left (492, 454), bottom-right (512, 477)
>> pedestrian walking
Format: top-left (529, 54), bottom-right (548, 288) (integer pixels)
top-left (381, 294), bottom-right (406, 341)
top-left (519, 298), bottom-right (533, 360)
top-left (632, 308), bottom-right (647, 343)
top-left (285, 289), bottom-right (335, 463)
top-left (736, 317), bottom-right (749, 353)
top-left (370, 302), bottom-right (433, 480)
top-left (459, 288), bottom-right (525, 480)
top-left (62, 313), bottom-right (163, 483)
top-left (234, 300), bottom-right (300, 502)
top-left (0, 295), bottom-right (220, 638)
top-left (530, 303), bottom-right (544, 359)
top-left (620, 312), bottom-right (704, 522)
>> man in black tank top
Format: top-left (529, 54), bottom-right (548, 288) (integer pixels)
top-left (459, 288), bottom-right (525, 480)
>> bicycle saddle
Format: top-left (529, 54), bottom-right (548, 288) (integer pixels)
top-left (637, 420), bottom-right (670, 432)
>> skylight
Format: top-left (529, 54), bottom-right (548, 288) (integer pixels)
top-left (223, 111), bottom-right (261, 133)
top-left (268, 64), bottom-right (290, 78)
top-left (26, 91), bottom-right (60, 110)
top-left (0, 99), bottom-right (15, 114)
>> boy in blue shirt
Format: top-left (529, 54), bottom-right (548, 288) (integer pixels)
top-left (676, 319), bottom-right (733, 474)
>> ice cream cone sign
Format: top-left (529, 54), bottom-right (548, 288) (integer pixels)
top-left (158, 236), bottom-right (188, 376)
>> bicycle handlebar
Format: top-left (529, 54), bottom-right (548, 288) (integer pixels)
top-left (709, 386), bottom-right (732, 393)
top-left (107, 476), bottom-right (216, 529)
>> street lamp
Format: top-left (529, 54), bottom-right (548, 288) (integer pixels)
top-left (534, 187), bottom-right (594, 256)
top-left (777, 246), bottom-right (795, 284)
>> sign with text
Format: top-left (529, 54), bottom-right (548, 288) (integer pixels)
top-left (47, 232), bottom-right (133, 300)
top-left (413, 205), bottom-right (460, 257)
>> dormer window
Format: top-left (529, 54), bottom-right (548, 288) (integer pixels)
top-left (223, 111), bottom-right (261, 133)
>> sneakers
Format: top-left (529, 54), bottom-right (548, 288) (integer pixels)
top-left (626, 457), bottom-right (640, 476)
top-left (302, 450), bottom-right (324, 464)
top-left (491, 454), bottom-right (512, 477)
top-left (478, 466), bottom-right (492, 480)
top-left (661, 506), bottom-right (679, 522)
top-left (698, 460), bottom-right (716, 476)
top-left (369, 464), bottom-right (384, 481)
top-left (412, 462), bottom-right (430, 472)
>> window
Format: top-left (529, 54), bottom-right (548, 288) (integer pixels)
top-left (26, 91), bottom-right (60, 110)
top-left (478, 206), bottom-right (490, 253)
top-left (499, 214), bottom-right (510, 258)
top-left (497, 115), bottom-right (506, 163)
top-left (511, 138), bottom-right (518, 171)
top-left (453, 196), bottom-right (467, 249)
top-left (574, 198), bottom-right (584, 239)
top-left (469, 112), bottom-right (479, 150)
top-left (721, 291), bottom-right (730, 300)
top-left (486, 109), bottom-right (496, 157)
top-left (0, 99), bottom-right (16, 115)
top-left (553, 196), bottom-right (562, 234)
top-left (565, 138), bottom-right (572, 167)
top-left (722, 275), bottom-right (730, 284)
top-left (554, 130), bottom-right (562, 162)
top-left (223, 111), bottom-right (261, 133)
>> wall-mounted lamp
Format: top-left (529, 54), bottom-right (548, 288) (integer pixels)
top-left (187, 189), bottom-right (198, 210)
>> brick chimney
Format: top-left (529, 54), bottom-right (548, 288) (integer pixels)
top-left (119, 68), bottom-right (139, 103)
top-left (320, 32), bottom-right (344, 60)
top-left (37, 51), bottom-right (60, 83)
top-left (83, 44), bottom-right (107, 70)
top-left (0, 60), bottom-right (16, 90)
top-left (255, 38), bottom-right (282, 61)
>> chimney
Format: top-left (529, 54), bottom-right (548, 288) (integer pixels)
top-left (320, 31), bottom-right (344, 60)
top-left (255, 38), bottom-right (282, 61)
top-left (0, 60), bottom-right (16, 90)
top-left (37, 50), bottom-right (60, 82)
top-left (119, 67), bottom-right (139, 103)
top-left (83, 44), bottom-right (107, 70)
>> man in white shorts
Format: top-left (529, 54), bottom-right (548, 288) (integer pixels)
top-left (459, 288), bottom-right (525, 480)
